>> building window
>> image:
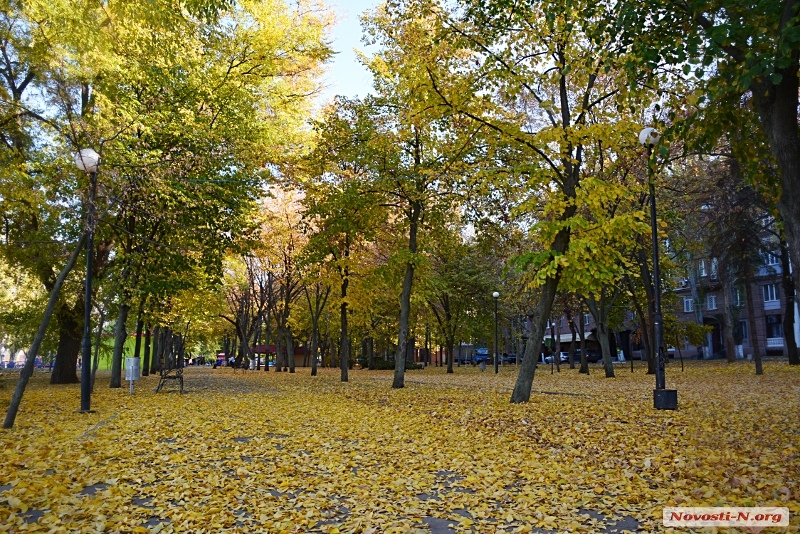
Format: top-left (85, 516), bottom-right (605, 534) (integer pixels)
top-left (762, 283), bottom-right (779, 302)
top-left (699, 260), bottom-right (707, 277)
top-left (766, 315), bottom-right (783, 339)
top-left (684, 297), bottom-right (694, 313)
top-left (710, 258), bottom-right (718, 280)
top-left (737, 320), bottom-right (748, 341)
top-left (584, 313), bottom-right (590, 325)
top-left (763, 252), bottom-right (779, 266)
top-left (706, 294), bottom-right (717, 310)
top-left (733, 287), bottom-right (743, 307)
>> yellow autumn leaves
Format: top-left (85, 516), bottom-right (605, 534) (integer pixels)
top-left (1, 361), bottom-right (799, 532)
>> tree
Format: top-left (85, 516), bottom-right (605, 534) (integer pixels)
top-left (3, 234), bottom-right (86, 428)
top-left (361, 4), bottom-right (488, 389)
top-left (260, 190), bottom-right (306, 373)
top-left (299, 98), bottom-right (387, 381)
top-left (220, 254), bottom-right (273, 368)
top-left (617, 0), bottom-right (800, 324)
top-left (366, 0), bottom-right (657, 401)
top-left (424, 225), bottom-right (495, 375)
top-left (0, 0), bottom-right (332, 390)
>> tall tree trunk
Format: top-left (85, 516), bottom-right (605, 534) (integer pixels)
top-left (751, 70), bottom-right (800, 331)
top-left (361, 338), bottom-right (367, 368)
top-left (164, 328), bottom-right (174, 366)
top-left (425, 324), bottom-right (430, 366)
top-left (635, 248), bottom-right (657, 374)
top-left (745, 277), bottom-right (763, 375)
top-left (780, 239), bottom-right (799, 365)
top-left (567, 312), bottom-right (577, 370)
top-left (51, 300), bottom-right (82, 384)
top-left (579, 306), bottom-right (588, 375)
top-left (263, 309), bottom-right (271, 372)
top-left (393, 202), bottom-right (420, 389)
top-left (133, 313), bottom-right (144, 362)
top-left (340, 275), bottom-right (349, 382)
top-left (511, 227), bottom-right (570, 402)
top-left (445, 336), bottom-right (454, 374)
top-left (4, 233), bottom-right (86, 429)
top-left (91, 309), bottom-right (106, 392)
top-left (275, 325), bottom-right (284, 373)
top-left (151, 326), bottom-right (162, 374)
top-left (142, 325), bottom-right (151, 377)
top-left (597, 322), bottom-right (615, 378)
top-left (586, 293), bottom-right (617, 378)
top-left (406, 337), bottom-right (415, 364)
top-left (310, 328), bottom-right (318, 376)
top-left (110, 303), bottom-right (130, 388)
top-left (721, 273), bottom-right (738, 362)
top-left (326, 316), bottom-right (335, 368)
top-left (286, 327), bottom-right (295, 373)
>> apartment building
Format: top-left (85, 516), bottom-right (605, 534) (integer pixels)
top-left (673, 254), bottom-right (798, 359)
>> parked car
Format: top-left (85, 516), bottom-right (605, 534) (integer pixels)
top-left (474, 348), bottom-right (490, 364)
top-left (544, 352), bottom-right (570, 364)
top-left (573, 348), bottom-right (602, 363)
top-left (501, 353), bottom-right (517, 364)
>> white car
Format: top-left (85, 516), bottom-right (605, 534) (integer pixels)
top-left (544, 352), bottom-right (570, 364)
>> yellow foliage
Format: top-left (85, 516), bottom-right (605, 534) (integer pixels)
top-left (0, 362), bottom-right (799, 532)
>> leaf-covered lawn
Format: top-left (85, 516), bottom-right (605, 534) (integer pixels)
top-left (1, 361), bottom-right (798, 533)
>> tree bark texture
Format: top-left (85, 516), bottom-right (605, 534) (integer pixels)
top-left (745, 277), bottom-right (764, 375)
top-left (50, 300), bottom-right (82, 385)
top-left (393, 200), bottom-right (420, 389)
top-left (3, 233), bottom-right (86, 429)
top-left (780, 240), bottom-right (799, 364)
top-left (340, 275), bottom-right (349, 382)
top-left (110, 303), bottom-right (130, 388)
top-left (142, 325), bottom-right (151, 377)
top-left (511, 227), bottom-right (571, 403)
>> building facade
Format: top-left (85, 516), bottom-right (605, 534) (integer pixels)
top-left (673, 254), bottom-right (797, 359)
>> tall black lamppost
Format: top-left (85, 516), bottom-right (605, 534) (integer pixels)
top-left (493, 291), bottom-right (500, 374)
top-left (75, 148), bottom-right (100, 413)
top-left (639, 128), bottom-right (678, 410)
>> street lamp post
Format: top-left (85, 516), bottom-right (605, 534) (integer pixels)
top-left (639, 128), bottom-right (678, 411)
top-left (493, 291), bottom-right (500, 374)
top-left (75, 148), bottom-right (100, 413)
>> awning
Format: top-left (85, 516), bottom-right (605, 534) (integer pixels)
top-left (546, 332), bottom-right (594, 344)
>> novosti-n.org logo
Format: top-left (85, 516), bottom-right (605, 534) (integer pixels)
top-left (664, 507), bottom-right (789, 527)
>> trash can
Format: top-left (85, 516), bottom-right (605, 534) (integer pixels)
top-left (125, 357), bottom-right (140, 395)
top-left (125, 357), bottom-right (141, 381)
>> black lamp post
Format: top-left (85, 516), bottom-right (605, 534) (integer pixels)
top-left (493, 291), bottom-right (500, 374)
top-left (75, 148), bottom-right (100, 413)
top-left (639, 128), bottom-right (678, 410)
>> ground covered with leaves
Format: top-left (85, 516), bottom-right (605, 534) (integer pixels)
top-left (1, 360), bottom-right (798, 533)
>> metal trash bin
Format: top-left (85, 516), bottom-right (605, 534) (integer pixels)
top-left (125, 357), bottom-right (140, 394)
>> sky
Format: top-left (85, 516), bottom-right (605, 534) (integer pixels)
top-left (318, 0), bottom-right (380, 104)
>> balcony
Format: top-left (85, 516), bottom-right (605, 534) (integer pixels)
top-left (764, 300), bottom-right (781, 311)
top-left (766, 337), bottom-right (784, 348)
top-left (758, 264), bottom-right (782, 277)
